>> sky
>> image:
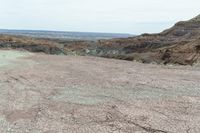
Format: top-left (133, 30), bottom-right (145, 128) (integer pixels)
top-left (0, 0), bottom-right (200, 34)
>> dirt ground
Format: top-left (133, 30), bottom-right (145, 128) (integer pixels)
top-left (0, 50), bottom-right (200, 133)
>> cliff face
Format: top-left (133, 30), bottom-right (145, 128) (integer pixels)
top-left (0, 15), bottom-right (200, 65)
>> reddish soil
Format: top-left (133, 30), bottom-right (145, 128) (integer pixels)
top-left (0, 50), bottom-right (200, 132)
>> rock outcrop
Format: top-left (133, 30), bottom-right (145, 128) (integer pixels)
top-left (93, 14), bottom-right (200, 65)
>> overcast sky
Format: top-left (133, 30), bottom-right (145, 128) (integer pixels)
top-left (0, 0), bottom-right (200, 34)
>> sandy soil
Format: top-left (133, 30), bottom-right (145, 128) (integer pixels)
top-left (0, 50), bottom-right (200, 133)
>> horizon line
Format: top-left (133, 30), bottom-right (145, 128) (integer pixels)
top-left (0, 28), bottom-right (134, 35)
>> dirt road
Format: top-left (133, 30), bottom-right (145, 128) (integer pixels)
top-left (0, 50), bottom-right (200, 133)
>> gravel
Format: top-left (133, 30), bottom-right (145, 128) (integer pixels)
top-left (0, 50), bottom-right (200, 133)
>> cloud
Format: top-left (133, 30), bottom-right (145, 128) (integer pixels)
top-left (0, 0), bottom-right (200, 34)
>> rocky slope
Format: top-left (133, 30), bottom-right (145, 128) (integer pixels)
top-left (92, 14), bottom-right (200, 65)
top-left (0, 14), bottom-right (200, 65)
top-left (0, 35), bottom-right (64, 54)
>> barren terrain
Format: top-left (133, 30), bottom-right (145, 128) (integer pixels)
top-left (1, 14), bottom-right (200, 66)
top-left (0, 50), bottom-right (200, 133)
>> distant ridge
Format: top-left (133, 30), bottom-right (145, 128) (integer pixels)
top-left (0, 29), bottom-right (132, 40)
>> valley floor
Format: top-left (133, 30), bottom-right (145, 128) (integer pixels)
top-left (0, 50), bottom-right (200, 133)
